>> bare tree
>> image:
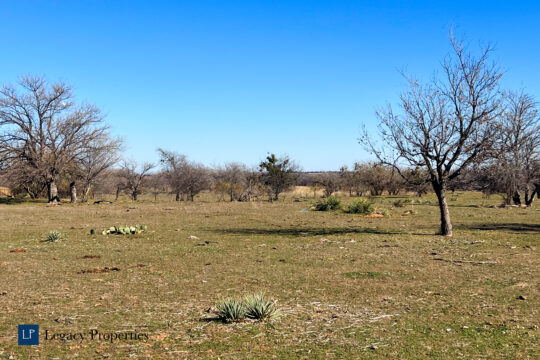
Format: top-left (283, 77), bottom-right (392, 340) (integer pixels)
top-left (0, 76), bottom-right (111, 204)
top-left (147, 172), bottom-right (168, 201)
top-left (2, 159), bottom-right (46, 198)
top-left (339, 166), bottom-right (357, 196)
top-left (158, 149), bottom-right (211, 201)
top-left (259, 153), bottom-right (298, 201)
top-left (481, 91), bottom-right (540, 205)
top-left (73, 134), bottom-right (121, 202)
top-left (362, 36), bottom-right (504, 236)
top-left (158, 149), bottom-right (187, 201)
top-left (180, 162), bottom-right (211, 201)
top-left (118, 161), bottom-right (155, 201)
top-left (314, 172), bottom-right (340, 197)
top-left (215, 162), bottom-right (250, 201)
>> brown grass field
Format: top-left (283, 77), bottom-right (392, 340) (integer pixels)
top-left (0, 190), bottom-right (538, 359)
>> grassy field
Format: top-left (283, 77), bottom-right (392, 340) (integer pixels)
top-left (0, 191), bottom-right (538, 359)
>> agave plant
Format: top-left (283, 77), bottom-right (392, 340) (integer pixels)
top-left (43, 231), bottom-right (65, 242)
top-left (244, 293), bottom-right (278, 320)
top-left (215, 298), bottom-right (246, 322)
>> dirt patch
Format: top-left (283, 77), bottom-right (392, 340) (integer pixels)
top-left (77, 267), bottom-right (120, 274)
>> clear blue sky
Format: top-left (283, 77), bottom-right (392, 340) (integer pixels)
top-left (1, 1), bottom-right (539, 170)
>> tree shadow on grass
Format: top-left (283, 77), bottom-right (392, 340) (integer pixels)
top-left (462, 223), bottom-right (540, 233)
top-left (211, 226), bottom-right (428, 237)
top-left (0, 197), bottom-right (24, 205)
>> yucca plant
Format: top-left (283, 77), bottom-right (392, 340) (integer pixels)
top-left (44, 231), bottom-right (65, 242)
top-left (215, 298), bottom-right (246, 322)
top-left (244, 293), bottom-right (278, 320)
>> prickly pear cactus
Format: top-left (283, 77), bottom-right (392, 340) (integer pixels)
top-left (100, 225), bottom-right (148, 235)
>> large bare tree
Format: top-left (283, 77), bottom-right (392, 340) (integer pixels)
top-left (0, 76), bottom-right (111, 203)
top-left (362, 36), bottom-right (504, 236)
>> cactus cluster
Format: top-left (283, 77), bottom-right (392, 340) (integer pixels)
top-left (101, 225), bottom-right (147, 235)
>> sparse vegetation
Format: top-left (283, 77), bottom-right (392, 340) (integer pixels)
top-left (313, 196), bottom-right (342, 211)
top-left (0, 191), bottom-right (538, 358)
top-left (43, 230), bottom-right (65, 242)
top-left (347, 198), bottom-right (375, 215)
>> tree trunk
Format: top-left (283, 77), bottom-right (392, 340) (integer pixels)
top-left (47, 180), bottom-right (60, 204)
top-left (115, 186), bottom-right (121, 201)
top-left (175, 192), bottom-right (180, 201)
top-left (512, 191), bottom-right (521, 206)
top-left (433, 183), bottom-right (453, 236)
top-left (82, 185), bottom-right (91, 202)
top-left (524, 183), bottom-right (539, 206)
top-left (132, 191), bottom-right (137, 201)
top-left (70, 182), bottom-right (77, 203)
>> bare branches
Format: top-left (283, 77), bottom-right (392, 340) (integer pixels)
top-left (0, 76), bottom-right (113, 203)
top-left (360, 35), bottom-right (505, 236)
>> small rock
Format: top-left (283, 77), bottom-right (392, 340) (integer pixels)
top-left (517, 295), bottom-right (526, 300)
top-left (446, 328), bottom-right (452, 333)
top-left (189, 235), bottom-right (199, 240)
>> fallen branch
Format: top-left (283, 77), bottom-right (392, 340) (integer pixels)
top-left (432, 257), bottom-right (497, 265)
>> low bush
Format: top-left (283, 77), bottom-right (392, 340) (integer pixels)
top-left (378, 208), bottom-right (390, 217)
top-left (313, 196), bottom-right (341, 211)
top-left (393, 199), bottom-right (412, 207)
top-left (347, 198), bottom-right (374, 215)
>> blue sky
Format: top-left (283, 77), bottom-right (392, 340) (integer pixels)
top-left (1, 1), bottom-right (539, 170)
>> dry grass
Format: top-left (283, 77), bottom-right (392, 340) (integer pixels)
top-left (0, 191), bottom-right (538, 359)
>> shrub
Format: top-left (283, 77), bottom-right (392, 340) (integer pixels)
top-left (216, 298), bottom-right (246, 322)
top-left (347, 198), bottom-right (374, 215)
top-left (244, 293), bottom-right (278, 320)
top-left (313, 196), bottom-right (341, 211)
top-left (393, 199), bottom-right (412, 207)
top-left (44, 231), bottom-right (65, 242)
top-left (378, 208), bottom-right (390, 217)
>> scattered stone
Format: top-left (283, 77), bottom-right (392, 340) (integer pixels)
top-left (189, 235), bottom-right (199, 240)
top-left (517, 295), bottom-right (526, 300)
